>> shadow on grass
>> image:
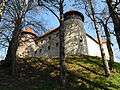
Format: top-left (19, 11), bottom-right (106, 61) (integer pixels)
top-left (66, 55), bottom-right (103, 67)
top-left (0, 56), bottom-right (120, 90)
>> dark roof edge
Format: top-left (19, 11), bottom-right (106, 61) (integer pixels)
top-left (38, 28), bottom-right (98, 45)
top-left (38, 27), bottom-right (60, 40)
top-left (64, 10), bottom-right (84, 21)
top-left (22, 31), bottom-right (38, 38)
top-left (86, 33), bottom-right (98, 44)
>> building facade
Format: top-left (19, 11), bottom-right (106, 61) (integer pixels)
top-left (17, 27), bottom-right (38, 58)
top-left (17, 11), bottom-right (109, 59)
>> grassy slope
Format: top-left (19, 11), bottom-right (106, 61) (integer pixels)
top-left (0, 55), bottom-right (120, 90)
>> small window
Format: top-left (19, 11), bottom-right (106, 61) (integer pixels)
top-left (80, 36), bottom-right (83, 42)
top-left (80, 39), bottom-right (83, 42)
top-left (35, 50), bottom-right (37, 54)
top-left (56, 42), bottom-right (58, 47)
top-left (48, 46), bottom-right (50, 50)
top-left (41, 40), bottom-right (43, 43)
top-left (39, 49), bottom-right (42, 53)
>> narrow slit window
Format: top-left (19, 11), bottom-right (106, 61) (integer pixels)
top-left (39, 49), bottom-right (42, 53)
top-left (35, 50), bottom-right (37, 54)
top-left (48, 46), bottom-right (50, 50)
top-left (56, 42), bottom-right (58, 47)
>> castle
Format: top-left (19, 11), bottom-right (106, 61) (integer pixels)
top-left (16, 11), bottom-right (109, 59)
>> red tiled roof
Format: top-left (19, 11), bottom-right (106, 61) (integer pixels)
top-left (23, 27), bottom-right (37, 37)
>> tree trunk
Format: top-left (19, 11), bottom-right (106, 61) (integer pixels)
top-left (106, 0), bottom-right (120, 49)
top-left (59, 0), bottom-right (66, 89)
top-left (101, 21), bottom-right (114, 70)
top-left (89, 0), bottom-right (110, 76)
top-left (5, 18), bottom-right (22, 76)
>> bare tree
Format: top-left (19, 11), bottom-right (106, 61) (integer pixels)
top-left (0, 0), bottom-right (8, 21)
top-left (97, 17), bottom-right (114, 70)
top-left (106, 0), bottom-right (120, 49)
top-left (0, 0), bottom-right (42, 76)
top-left (59, 0), bottom-right (66, 89)
top-left (77, 0), bottom-right (111, 76)
top-left (38, 0), bottom-right (66, 88)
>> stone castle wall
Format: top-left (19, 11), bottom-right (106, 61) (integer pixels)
top-left (33, 11), bottom-right (88, 57)
top-left (17, 33), bottom-right (38, 58)
top-left (16, 11), bottom-right (91, 58)
top-left (35, 31), bottom-right (60, 58)
top-left (64, 17), bottom-right (88, 55)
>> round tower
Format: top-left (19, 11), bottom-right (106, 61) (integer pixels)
top-left (64, 11), bottom-right (88, 55)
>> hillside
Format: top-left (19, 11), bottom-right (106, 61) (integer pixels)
top-left (0, 55), bottom-right (120, 90)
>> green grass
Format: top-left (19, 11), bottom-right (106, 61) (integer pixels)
top-left (0, 55), bottom-right (120, 90)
